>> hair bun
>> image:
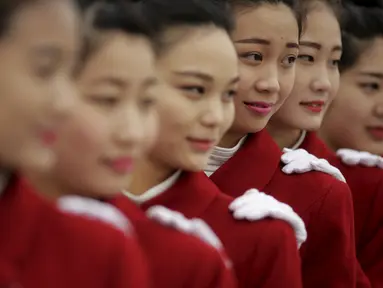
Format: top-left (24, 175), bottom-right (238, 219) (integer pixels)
top-left (344, 0), bottom-right (383, 8)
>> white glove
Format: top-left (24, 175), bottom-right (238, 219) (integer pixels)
top-left (336, 148), bottom-right (383, 168)
top-left (147, 205), bottom-right (223, 250)
top-left (282, 148), bottom-right (346, 182)
top-left (229, 189), bottom-right (307, 249)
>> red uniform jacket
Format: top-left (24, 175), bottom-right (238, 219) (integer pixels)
top-left (112, 196), bottom-right (238, 288)
top-left (0, 177), bottom-right (150, 288)
top-left (115, 171), bottom-right (303, 288)
top-left (300, 131), bottom-right (383, 287)
top-left (210, 130), bottom-right (357, 288)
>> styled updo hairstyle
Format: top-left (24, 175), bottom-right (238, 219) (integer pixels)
top-left (137, 0), bottom-right (235, 55)
top-left (228, 0), bottom-right (303, 35)
top-left (339, 1), bottom-right (383, 72)
top-left (74, 0), bottom-right (154, 73)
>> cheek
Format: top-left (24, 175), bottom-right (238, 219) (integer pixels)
top-left (221, 104), bottom-right (235, 135)
top-left (237, 64), bottom-right (256, 97)
top-left (279, 69), bottom-right (296, 100)
top-left (56, 113), bottom-right (108, 164)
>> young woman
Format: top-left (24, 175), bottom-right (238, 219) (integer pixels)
top-left (25, 1), bottom-right (238, 287)
top-left (320, 5), bottom-right (383, 157)
top-left (117, 0), bottom-right (304, 287)
top-left (272, 2), bottom-right (383, 286)
top-left (206, 0), bottom-right (358, 287)
top-left (0, 0), bottom-right (150, 287)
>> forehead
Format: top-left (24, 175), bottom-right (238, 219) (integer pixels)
top-left (8, 0), bottom-right (79, 46)
top-left (159, 27), bottom-right (238, 79)
top-left (80, 33), bottom-right (155, 83)
top-left (355, 38), bottom-right (383, 70)
top-left (301, 4), bottom-right (341, 46)
top-left (233, 3), bottom-right (299, 43)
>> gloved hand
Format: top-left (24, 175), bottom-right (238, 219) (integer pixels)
top-left (281, 148), bottom-right (346, 182)
top-left (229, 189), bottom-right (307, 248)
top-left (336, 148), bottom-right (383, 168)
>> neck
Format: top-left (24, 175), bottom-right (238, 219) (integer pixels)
top-left (25, 172), bottom-right (68, 201)
top-left (266, 122), bottom-right (302, 149)
top-left (129, 156), bottom-right (177, 196)
top-left (218, 130), bottom-right (247, 148)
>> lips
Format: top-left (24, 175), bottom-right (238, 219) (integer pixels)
top-left (187, 137), bottom-right (215, 152)
top-left (40, 130), bottom-right (57, 146)
top-left (367, 126), bottom-right (383, 141)
top-left (299, 100), bottom-right (325, 113)
top-left (243, 101), bottom-right (274, 116)
top-left (106, 157), bottom-right (134, 174)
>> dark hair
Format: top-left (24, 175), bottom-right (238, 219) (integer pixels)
top-left (74, 0), bottom-right (154, 72)
top-left (138, 0), bottom-right (234, 53)
top-left (229, 0), bottom-right (303, 35)
top-left (339, 3), bottom-right (383, 72)
top-left (0, 0), bottom-right (55, 38)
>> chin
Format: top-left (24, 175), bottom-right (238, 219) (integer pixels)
top-left (182, 156), bottom-right (207, 172)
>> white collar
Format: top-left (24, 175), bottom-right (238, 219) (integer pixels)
top-left (122, 170), bottom-right (182, 204)
top-left (290, 130), bottom-right (307, 150)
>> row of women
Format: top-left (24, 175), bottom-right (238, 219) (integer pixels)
top-left (1, 0), bottom-right (383, 287)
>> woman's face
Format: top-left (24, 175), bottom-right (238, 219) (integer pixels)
top-left (269, 2), bottom-right (342, 131)
top-left (229, 3), bottom-right (299, 134)
top-left (320, 38), bottom-right (383, 155)
top-left (151, 26), bottom-right (239, 171)
top-left (51, 32), bottom-right (158, 197)
top-left (0, 0), bottom-right (80, 171)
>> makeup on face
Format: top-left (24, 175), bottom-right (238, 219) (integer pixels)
top-left (147, 26), bottom-right (239, 171)
top-left (222, 3), bottom-right (299, 143)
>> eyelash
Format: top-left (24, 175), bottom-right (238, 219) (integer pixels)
top-left (297, 54), bottom-right (341, 68)
top-left (89, 95), bottom-right (119, 107)
top-left (359, 82), bottom-right (380, 93)
top-left (240, 52), bottom-right (297, 68)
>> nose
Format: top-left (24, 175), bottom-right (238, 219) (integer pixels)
top-left (51, 77), bottom-right (78, 117)
top-left (254, 65), bottom-right (280, 94)
top-left (373, 100), bottom-right (383, 118)
top-left (311, 68), bottom-right (331, 93)
top-left (114, 105), bottom-right (146, 149)
top-left (200, 97), bottom-right (225, 128)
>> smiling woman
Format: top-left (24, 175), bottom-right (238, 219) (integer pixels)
top-left (0, 0), bottom-right (80, 172)
top-left (267, 0), bottom-right (342, 149)
top-left (319, 3), bottom-right (383, 155)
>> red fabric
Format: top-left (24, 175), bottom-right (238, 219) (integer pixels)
top-left (0, 177), bottom-right (150, 288)
top-left (301, 131), bottom-right (383, 288)
top-left (210, 130), bottom-right (357, 288)
top-left (114, 171), bottom-right (303, 288)
top-left (112, 196), bottom-right (238, 288)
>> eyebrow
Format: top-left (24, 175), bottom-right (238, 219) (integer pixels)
top-left (359, 71), bottom-right (383, 79)
top-left (173, 70), bottom-right (240, 85)
top-left (172, 71), bottom-right (213, 82)
top-left (92, 77), bottom-right (127, 88)
top-left (299, 41), bottom-right (342, 52)
top-left (30, 45), bottom-right (62, 60)
top-left (234, 37), bottom-right (299, 49)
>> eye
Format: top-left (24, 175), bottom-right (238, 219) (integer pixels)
top-left (239, 52), bottom-right (263, 64)
top-left (179, 85), bottom-right (205, 98)
top-left (329, 59), bottom-right (341, 68)
top-left (140, 96), bottom-right (156, 112)
top-left (35, 64), bottom-right (58, 80)
top-left (359, 82), bottom-right (380, 94)
top-left (281, 55), bottom-right (297, 68)
top-left (222, 89), bottom-right (237, 102)
top-left (297, 54), bottom-right (314, 63)
top-left (89, 95), bottom-right (119, 108)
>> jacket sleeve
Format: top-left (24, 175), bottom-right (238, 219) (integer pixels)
top-left (108, 232), bottom-right (151, 288)
top-left (187, 244), bottom-right (238, 288)
top-left (358, 177), bottom-right (383, 287)
top-left (247, 220), bottom-right (303, 288)
top-left (301, 180), bottom-right (357, 288)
